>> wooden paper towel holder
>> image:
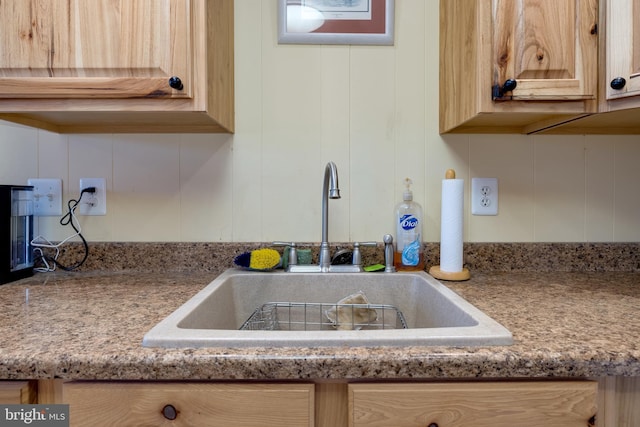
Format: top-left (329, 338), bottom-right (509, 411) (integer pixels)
top-left (429, 265), bottom-right (470, 281)
top-left (429, 169), bottom-right (471, 281)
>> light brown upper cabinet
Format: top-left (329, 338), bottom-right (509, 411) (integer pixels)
top-left (0, 0), bottom-right (233, 133)
top-left (440, 0), bottom-right (599, 134)
top-left (605, 0), bottom-right (640, 103)
top-left (531, 0), bottom-right (640, 133)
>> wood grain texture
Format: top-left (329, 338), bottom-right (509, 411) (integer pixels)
top-left (606, 0), bottom-right (640, 101)
top-left (492, 0), bottom-right (597, 100)
top-left (0, 0), bottom-right (234, 133)
top-left (37, 379), bottom-right (64, 404)
top-left (0, 381), bottom-right (37, 404)
top-left (316, 383), bottom-right (348, 427)
top-left (349, 381), bottom-right (597, 427)
top-left (18, 378), bottom-right (640, 427)
top-left (440, 0), bottom-right (598, 134)
top-left (63, 382), bottom-right (314, 427)
top-left (495, 1), bottom-right (575, 79)
top-left (599, 377), bottom-right (640, 427)
top-left (0, 0), bottom-right (190, 97)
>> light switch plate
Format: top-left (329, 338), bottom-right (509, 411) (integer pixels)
top-left (28, 178), bottom-right (63, 216)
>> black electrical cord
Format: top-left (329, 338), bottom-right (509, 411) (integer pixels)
top-left (37, 187), bottom-right (95, 272)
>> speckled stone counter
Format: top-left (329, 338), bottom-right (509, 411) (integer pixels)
top-left (1, 269), bottom-right (639, 381)
top-left (49, 241), bottom-right (640, 273)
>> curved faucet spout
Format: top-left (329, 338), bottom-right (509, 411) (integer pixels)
top-left (320, 162), bottom-right (340, 271)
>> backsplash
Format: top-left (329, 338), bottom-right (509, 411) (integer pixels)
top-left (3, 1), bottom-right (640, 245)
top-left (46, 242), bottom-right (640, 274)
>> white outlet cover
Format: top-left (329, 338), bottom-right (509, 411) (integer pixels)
top-left (79, 178), bottom-right (107, 215)
top-left (471, 177), bottom-right (498, 216)
top-left (28, 178), bottom-right (63, 216)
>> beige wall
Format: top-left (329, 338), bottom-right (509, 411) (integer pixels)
top-left (1, 0), bottom-right (640, 244)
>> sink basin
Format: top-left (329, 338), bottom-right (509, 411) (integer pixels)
top-left (143, 269), bottom-right (512, 348)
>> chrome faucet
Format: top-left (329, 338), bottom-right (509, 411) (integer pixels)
top-left (319, 161), bottom-right (340, 272)
top-left (279, 161), bottom-right (384, 273)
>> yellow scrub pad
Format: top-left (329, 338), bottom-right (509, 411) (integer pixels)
top-left (247, 248), bottom-right (281, 270)
top-left (233, 248), bottom-right (282, 271)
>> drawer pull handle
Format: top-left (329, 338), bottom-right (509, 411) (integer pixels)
top-left (169, 76), bottom-right (184, 90)
top-left (162, 404), bottom-right (178, 420)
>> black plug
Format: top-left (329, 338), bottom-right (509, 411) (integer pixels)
top-left (78, 187), bottom-right (97, 206)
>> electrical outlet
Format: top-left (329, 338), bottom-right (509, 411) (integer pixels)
top-left (28, 178), bottom-right (63, 216)
top-left (79, 178), bottom-right (107, 215)
top-left (472, 178), bottom-right (498, 216)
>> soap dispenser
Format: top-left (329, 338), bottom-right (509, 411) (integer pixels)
top-left (394, 178), bottom-right (424, 271)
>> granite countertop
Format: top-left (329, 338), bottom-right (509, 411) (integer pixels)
top-left (1, 269), bottom-right (639, 381)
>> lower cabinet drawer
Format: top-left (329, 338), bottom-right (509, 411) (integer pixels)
top-left (349, 381), bottom-right (597, 427)
top-left (63, 381), bottom-right (314, 427)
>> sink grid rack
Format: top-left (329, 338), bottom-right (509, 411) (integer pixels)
top-left (240, 302), bottom-right (408, 331)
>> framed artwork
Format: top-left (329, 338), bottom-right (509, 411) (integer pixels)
top-left (278, 0), bottom-right (395, 45)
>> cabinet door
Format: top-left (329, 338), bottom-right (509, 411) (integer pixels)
top-left (492, 0), bottom-right (598, 100)
top-left (349, 381), bottom-right (597, 427)
top-left (63, 382), bottom-right (314, 427)
top-left (0, 0), bottom-right (191, 99)
top-left (606, 0), bottom-right (640, 99)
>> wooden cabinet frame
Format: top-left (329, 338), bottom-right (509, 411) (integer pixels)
top-left (33, 378), bottom-right (640, 427)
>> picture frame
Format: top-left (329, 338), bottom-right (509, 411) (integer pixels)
top-left (278, 0), bottom-right (395, 45)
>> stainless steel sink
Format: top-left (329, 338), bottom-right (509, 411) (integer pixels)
top-left (143, 269), bottom-right (512, 348)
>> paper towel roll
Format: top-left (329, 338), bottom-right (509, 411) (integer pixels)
top-left (440, 178), bottom-right (464, 272)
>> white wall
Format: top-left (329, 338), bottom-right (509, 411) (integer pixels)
top-left (1, 0), bottom-right (640, 243)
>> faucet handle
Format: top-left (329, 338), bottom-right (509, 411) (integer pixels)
top-left (352, 241), bottom-right (377, 266)
top-left (272, 241), bottom-right (298, 266)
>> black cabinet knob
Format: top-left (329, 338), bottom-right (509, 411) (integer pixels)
top-left (502, 79), bottom-right (517, 92)
top-left (169, 76), bottom-right (184, 90)
top-left (162, 404), bottom-right (178, 420)
top-left (610, 77), bottom-right (626, 90)
top-left (427, 423), bottom-right (439, 427)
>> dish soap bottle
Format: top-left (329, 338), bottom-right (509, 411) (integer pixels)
top-left (394, 178), bottom-right (424, 271)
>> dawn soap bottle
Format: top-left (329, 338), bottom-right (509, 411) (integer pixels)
top-left (394, 178), bottom-right (424, 271)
